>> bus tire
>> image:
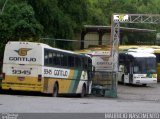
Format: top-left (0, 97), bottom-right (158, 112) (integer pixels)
top-left (52, 83), bottom-right (59, 97)
top-left (80, 84), bottom-right (86, 98)
top-left (142, 84), bottom-right (147, 87)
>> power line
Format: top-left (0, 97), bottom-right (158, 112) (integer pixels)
top-left (40, 38), bottom-right (109, 42)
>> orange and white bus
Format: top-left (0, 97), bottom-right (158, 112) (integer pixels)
top-left (2, 41), bottom-right (92, 97)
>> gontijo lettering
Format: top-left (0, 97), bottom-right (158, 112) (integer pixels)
top-left (54, 70), bottom-right (68, 77)
top-left (44, 68), bottom-right (70, 78)
top-left (8, 48), bottom-right (36, 62)
top-left (9, 57), bottom-right (36, 62)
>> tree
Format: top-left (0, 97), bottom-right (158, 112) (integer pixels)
top-left (8, 2), bottom-right (43, 41)
top-left (28, 0), bottom-right (93, 49)
top-left (0, 1), bottom-right (43, 41)
top-left (1, 0), bottom-right (160, 49)
top-left (87, 0), bottom-right (108, 25)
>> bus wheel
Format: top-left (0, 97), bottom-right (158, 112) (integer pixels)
top-left (80, 85), bottom-right (86, 98)
top-left (142, 84), bottom-right (147, 87)
top-left (52, 83), bottom-right (59, 97)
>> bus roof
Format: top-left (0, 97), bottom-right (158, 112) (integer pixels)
top-left (7, 41), bottom-right (84, 56)
top-left (127, 48), bottom-right (155, 54)
top-left (119, 45), bottom-right (160, 49)
top-left (127, 52), bottom-right (156, 58)
top-left (119, 45), bottom-right (160, 54)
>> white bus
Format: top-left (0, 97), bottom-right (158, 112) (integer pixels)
top-left (118, 51), bottom-right (157, 85)
top-left (2, 41), bottom-right (92, 97)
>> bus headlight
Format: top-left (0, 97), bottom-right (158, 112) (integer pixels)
top-left (152, 74), bottom-right (157, 78)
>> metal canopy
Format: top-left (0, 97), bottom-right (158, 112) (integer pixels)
top-left (125, 14), bottom-right (160, 24)
top-left (83, 25), bottom-right (156, 33)
top-left (80, 25), bottom-right (156, 49)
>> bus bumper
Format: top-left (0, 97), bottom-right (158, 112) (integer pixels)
top-left (133, 78), bottom-right (157, 84)
top-left (1, 83), bottom-right (43, 92)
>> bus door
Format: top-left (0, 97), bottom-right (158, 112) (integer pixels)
top-left (124, 66), bottom-right (130, 84)
top-left (124, 61), bottom-right (132, 84)
top-left (129, 63), bottom-right (134, 84)
top-left (87, 58), bottom-right (92, 94)
top-left (124, 56), bottom-right (134, 84)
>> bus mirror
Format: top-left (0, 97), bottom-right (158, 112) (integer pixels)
top-left (92, 66), bottom-right (95, 72)
top-left (119, 65), bottom-right (124, 72)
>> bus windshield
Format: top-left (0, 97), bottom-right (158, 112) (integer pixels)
top-left (134, 57), bottom-right (156, 74)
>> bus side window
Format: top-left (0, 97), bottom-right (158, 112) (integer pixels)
top-left (61, 54), bottom-right (68, 67)
top-left (84, 58), bottom-right (88, 70)
top-left (155, 53), bottom-right (160, 63)
top-left (133, 66), bottom-right (139, 73)
top-left (68, 56), bottom-right (74, 67)
top-left (81, 58), bottom-right (86, 70)
top-left (55, 53), bottom-right (61, 66)
top-left (86, 58), bottom-right (93, 80)
top-left (88, 58), bottom-right (92, 71)
top-left (52, 52), bottom-right (56, 66)
top-left (75, 57), bottom-right (81, 68)
top-left (79, 57), bottom-right (83, 69)
top-left (44, 49), bottom-right (49, 65)
top-left (48, 51), bottom-right (53, 65)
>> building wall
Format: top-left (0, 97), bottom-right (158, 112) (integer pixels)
top-left (84, 32), bottom-right (110, 48)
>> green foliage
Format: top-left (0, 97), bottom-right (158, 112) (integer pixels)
top-left (101, 0), bottom-right (160, 45)
top-left (0, 0), bottom-right (160, 50)
top-left (88, 0), bottom-right (108, 25)
top-left (0, 14), bottom-right (11, 56)
top-left (7, 2), bottom-right (43, 40)
top-left (0, 1), bottom-right (43, 42)
top-left (122, 35), bottom-right (128, 45)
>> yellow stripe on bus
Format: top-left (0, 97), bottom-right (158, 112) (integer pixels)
top-left (2, 75), bottom-right (43, 92)
top-left (43, 70), bottom-right (76, 94)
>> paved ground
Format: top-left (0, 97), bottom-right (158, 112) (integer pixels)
top-left (117, 83), bottom-right (160, 102)
top-left (0, 83), bottom-right (160, 114)
top-left (0, 83), bottom-right (160, 119)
